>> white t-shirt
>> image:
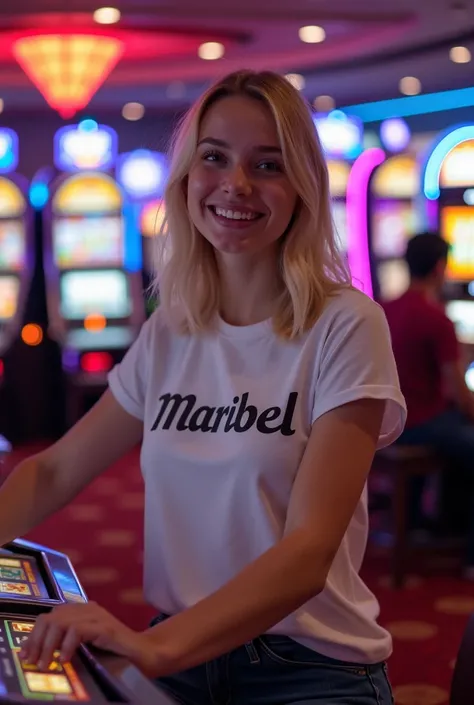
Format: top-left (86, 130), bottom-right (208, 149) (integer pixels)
top-left (108, 287), bottom-right (406, 664)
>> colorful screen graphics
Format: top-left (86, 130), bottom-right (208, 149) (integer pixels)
top-left (441, 206), bottom-right (474, 282)
top-left (372, 201), bottom-right (421, 259)
top-left (59, 270), bottom-right (131, 321)
top-left (0, 619), bottom-right (104, 701)
top-left (0, 220), bottom-right (25, 270)
top-left (377, 259), bottom-right (410, 301)
top-left (0, 276), bottom-right (20, 321)
top-left (0, 554), bottom-right (49, 600)
top-left (445, 300), bottom-right (474, 345)
top-left (52, 216), bottom-right (123, 269)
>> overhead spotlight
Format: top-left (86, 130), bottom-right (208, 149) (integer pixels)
top-left (122, 102), bottom-right (145, 121)
top-left (450, 46), bottom-right (472, 63)
top-left (399, 76), bottom-right (421, 96)
top-left (198, 42), bottom-right (225, 60)
top-left (313, 95), bottom-right (335, 112)
top-left (93, 7), bottom-right (121, 24)
top-left (298, 25), bottom-right (326, 43)
top-left (285, 73), bottom-right (305, 91)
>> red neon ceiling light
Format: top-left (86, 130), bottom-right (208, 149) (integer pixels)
top-left (13, 33), bottom-right (124, 119)
top-left (0, 25), bottom-right (239, 118)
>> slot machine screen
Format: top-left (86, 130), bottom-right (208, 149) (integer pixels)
top-left (0, 618), bottom-right (107, 701)
top-left (441, 206), bottom-right (474, 282)
top-left (331, 201), bottom-right (347, 252)
top-left (377, 259), bottom-right (409, 302)
top-left (0, 275), bottom-right (20, 320)
top-left (0, 552), bottom-right (49, 600)
top-left (53, 216), bottom-right (124, 269)
top-left (445, 300), bottom-right (474, 345)
top-left (0, 220), bottom-right (25, 270)
top-left (60, 270), bottom-right (131, 320)
top-left (372, 201), bottom-right (420, 259)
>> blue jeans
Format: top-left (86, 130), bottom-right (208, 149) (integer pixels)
top-left (399, 408), bottom-right (474, 563)
top-left (151, 615), bottom-right (394, 705)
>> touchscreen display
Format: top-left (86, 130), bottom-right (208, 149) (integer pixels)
top-left (0, 618), bottom-right (105, 701)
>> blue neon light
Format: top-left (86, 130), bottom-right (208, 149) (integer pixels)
top-left (29, 182), bottom-right (49, 210)
top-left (116, 149), bottom-right (169, 201)
top-left (422, 124), bottom-right (474, 200)
top-left (122, 201), bottom-right (143, 272)
top-left (0, 128), bottom-right (19, 174)
top-left (78, 118), bottom-right (99, 132)
top-left (341, 86), bottom-right (474, 123)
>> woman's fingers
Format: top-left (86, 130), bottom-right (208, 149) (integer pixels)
top-left (59, 625), bottom-right (82, 664)
top-left (37, 623), bottom-right (65, 670)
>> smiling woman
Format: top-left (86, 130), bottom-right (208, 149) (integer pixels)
top-left (154, 70), bottom-right (350, 335)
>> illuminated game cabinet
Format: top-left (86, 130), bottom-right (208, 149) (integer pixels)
top-left (44, 120), bottom-right (145, 425)
top-left (423, 124), bottom-right (474, 391)
top-left (0, 129), bottom-right (34, 392)
top-left (0, 539), bottom-right (178, 703)
top-left (314, 111), bottom-right (364, 264)
top-left (369, 152), bottom-right (421, 302)
top-left (116, 149), bottom-right (168, 317)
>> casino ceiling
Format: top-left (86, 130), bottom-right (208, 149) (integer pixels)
top-left (0, 0), bottom-right (473, 113)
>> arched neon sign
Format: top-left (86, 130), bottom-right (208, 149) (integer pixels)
top-left (346, 147), bottom-right (386, 298)
top-left (422, 124), bottom-right (474, 200)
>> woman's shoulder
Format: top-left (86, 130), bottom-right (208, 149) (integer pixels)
top-left (317, 286), bottom-right (384, 327)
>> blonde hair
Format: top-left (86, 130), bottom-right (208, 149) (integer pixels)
top-left (153, 69), bottom-right (351, 339)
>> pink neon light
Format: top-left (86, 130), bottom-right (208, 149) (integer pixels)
top-left (346, 148), bottom-right (386, 298)
top-left (426, 198), bottom-right (438, 231)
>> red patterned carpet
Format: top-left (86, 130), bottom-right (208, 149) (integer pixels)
top-left (6, 442), bottom-right (474, 705)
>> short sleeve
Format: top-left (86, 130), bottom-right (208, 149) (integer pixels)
top-left (312, 298), bottom-right (407, 449)
top-left (431, 314), bottom-right (460, 367)
top-left (107, 314), bottom-right (155, 420)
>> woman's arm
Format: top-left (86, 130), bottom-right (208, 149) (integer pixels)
top-left (0, 391), bottom-right (143, 545)
top-left (145, 397), bottom-right (384, 676)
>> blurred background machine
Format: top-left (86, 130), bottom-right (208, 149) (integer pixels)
top-left (44, 120), bottom-right (145, 425)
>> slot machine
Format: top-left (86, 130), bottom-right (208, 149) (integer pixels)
top-left (116, 149), bottom-right (168, 317)
top-left (0, 539), bottom-right (178, 704)
top-left (422, 124), bottom-right (474, 391)
top-left (43, 120), bottom-right (145, 426)
top-left (0, 129), bottom-right (34, 419)
top-left (368, 152), bottom-right (422, 302)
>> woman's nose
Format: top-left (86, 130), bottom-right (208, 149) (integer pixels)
top-left (222, 165), bottom-right (252, 197)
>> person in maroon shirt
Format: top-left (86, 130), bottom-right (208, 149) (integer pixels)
top-left (383, 232), bottom-right (474, 576)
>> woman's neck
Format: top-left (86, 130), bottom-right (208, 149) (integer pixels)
top-left (217, 251), bottom-right (281, 326)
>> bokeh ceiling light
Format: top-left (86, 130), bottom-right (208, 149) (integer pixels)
top-left (198, 42), bottom-right (225, 60)
top-left (285, 73), bottom-right (305, 91)
top-left (298, 25), bottom-right (326, 43)
top-left (122, 102), bottom-right (145, 120)
top-left (399, 76), bottom-right (422, 96)
top-left (313, 95), bottom-right (335, 112)
top-left (13, 33), bottom-right (124, 118)
top-left (93, 7), bottom-right (121, 25)
top-left (449, 46), bottom-right (472, 63)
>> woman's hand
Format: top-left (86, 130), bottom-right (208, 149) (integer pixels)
top-left (19, 602), bottom-right (157, 676)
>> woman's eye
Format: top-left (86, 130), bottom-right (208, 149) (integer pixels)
top-left (202, 150), bottom-right (224, 163)
top-left (257, 161), bottom-right (281, 172)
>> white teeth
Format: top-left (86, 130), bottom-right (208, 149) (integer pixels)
top-left (214, 207), bottom-right (258, 220)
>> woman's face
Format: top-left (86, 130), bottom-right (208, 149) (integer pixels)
top-left (187, 95), bottom-right (298, 259)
